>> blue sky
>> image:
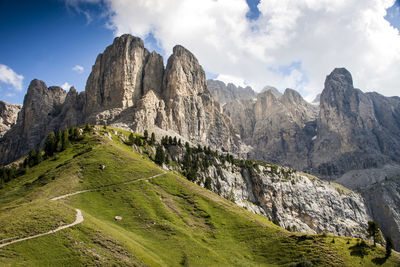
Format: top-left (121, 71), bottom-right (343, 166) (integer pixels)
top-left (0, 0), bottom-right (113, 104)
top-left (1, 0), bottom-right (400, 104)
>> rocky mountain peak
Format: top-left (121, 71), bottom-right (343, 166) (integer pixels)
top-left (256, 88), bottom-right (281, 107)
top-left (323, 68), bottom-right (353, 94)
top-left (84, 33), bottom-right (151, 117)
top-left (163, 44), bottom-right (207, 99)
top-left (312, 93), bottom-right (321, 104)
top-left (261, 86), bottom-right (282, 98)
top-left (282, 88), bottom-right (304, 104)
top-left (207, 80), bottom-right (256, 104)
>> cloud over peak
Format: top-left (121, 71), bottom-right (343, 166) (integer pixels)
top-left (0, 64), bottom-right (24, 92)
top-left (72, 65), bottom-right (84, 74)
top-left (61, 82), bottom-right (72, 90)
top-left (76, 0), bottom-right (400, 98)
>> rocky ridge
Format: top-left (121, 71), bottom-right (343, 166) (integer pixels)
top-left (207, 79), bottom-right (256, 105)
top-left (213, 68), bottom-right (400, 249)
top-left (224, 87), bottom-right (319, 170)
top-left (0, 81), bottom-right (85, 164)
top-left (0, 34), bottom-right (240, 165)
top-left (203, 162), bottom-right (369, 238)
top-left (135, 140), bottom-right (371, 239)
top-left (0, 101), bottom-right (21, 138)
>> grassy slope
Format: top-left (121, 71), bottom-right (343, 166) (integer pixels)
top-left (0, 127), bottom-right (398, 266)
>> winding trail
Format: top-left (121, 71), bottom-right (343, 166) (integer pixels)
top-left (0, 209), bottom-right (83, 248)
top-left (51, 171), bottom-right (166, 200)
top-left (0, 170), bottom-right (167, 248)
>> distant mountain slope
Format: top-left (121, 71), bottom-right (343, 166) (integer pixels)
top-left (207, 79), bottom-right (256, 104)
top-left (0, 127), bottom-right (397, 266)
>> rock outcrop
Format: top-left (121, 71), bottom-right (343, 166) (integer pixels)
top-left (311, 68), bottom-right (400, 177)
top-left (85, 35), bottom-right (149, 116)
top-left (160, 143), bottom-right (370, 239)
top-left (224, 87), bottom-right (318, 170)
top-left (207, 79), bottom-right (256, 104)
top-left (0, 80), bottom-right (85, 164)
top-left (205, 164), bottom-right (369, 238)
top-left (0, 34), bottom-right (240, 164)
top-left (213, 68), bottom-right (400, 249)
top-left (84, 35), bottom-right (240, 152)
top-left (0, 101), bottom-right (21, 137)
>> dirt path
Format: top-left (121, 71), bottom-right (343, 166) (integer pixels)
top-left (51, 171), bottom-right (166, 200)
top-left (0, 209), bottom-right (83, 248)
top-left (0, 170), bottom-right (166, 249)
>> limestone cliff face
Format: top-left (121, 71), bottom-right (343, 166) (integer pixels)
top-left (311, 68), bottom-right (400, 177)
top-left (85, 35), bottom-right (149, 117)
top-left (161, 46), bottom-right (240, 151)
top-left (0, 34), bottom-right (240, 164)
top-left (0, 101), bottom-right (21, 137)
top-left (207, 79), bottom-right (256, 104)
top-left (216, 68), bottom-right (400, 248)
top-left (219, 68), bottom-right (400, 178)
top-left (160, 144), bottom-right (370, 239)
top-left (224, 88), bottom-right (318, 170)
top-left (205, 164), bottom-right (369, 238)
top-left (0, 80), bottom-right (85, 164)
top-left (84, 36), bottom-right (240, 152)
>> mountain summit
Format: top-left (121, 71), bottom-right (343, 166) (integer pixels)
top-left (0, 34), bottom-right (240, 165)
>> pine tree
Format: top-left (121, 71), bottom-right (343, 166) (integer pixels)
top-left (143, 130), bottom-right (149, 140)
top-left (28, 149), bottom-right (36, 167)
top-left (8, 167), bottom-right (15, 180)
top-left (185, 142), bottom-right (190, 152)
top-left (84, 123), bottom-right (92, 132)
top-left (161, 136), bottom-right (168, 147)
top-left (35, 149), bottom-right (43, 165)
top-left (135, 135), bottom-right (143, 146)
top-left (1, 168), bottom-right (8, 183)
top-left (155, 146), bottom-right (165, 165)
top-left (69, 127), bottom-right (74, 138)
top-left (178, 139), bottom-right (182, 146)
top-left (205, 177), bottom-right (212, 190)
top-left (129, 133), bottom-right (135, 145)
top-left (173, 136), bottom-right (177, 145)
top-left (367, 221), bottom-right (379, 246)
top-left (44, 132), bottom-right (56, 157)
top-left (150, 132), bottom-right (156, 145)
top-left (71, 127), bottom-right (79, 140)
top-left (62, 129), bottom-right (70, 150)
top-left (56, 130), bottom-right (63, 152)
top-left (385, 236), bottom-right (393, 258)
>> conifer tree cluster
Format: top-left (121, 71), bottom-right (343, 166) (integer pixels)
top-left (44, 129), bottom-right (71, 157)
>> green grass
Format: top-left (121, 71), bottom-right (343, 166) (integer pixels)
top-left (0, 127), bottom-right (399, 266)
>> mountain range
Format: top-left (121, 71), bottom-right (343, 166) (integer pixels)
top-left (1, 34), bottom-right (400, 251)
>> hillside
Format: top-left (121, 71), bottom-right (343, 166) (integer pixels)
top-left (0, 127), bottom-right (398, 266)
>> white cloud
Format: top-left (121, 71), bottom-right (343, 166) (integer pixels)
top-left (0, 64), bottom-right (24, 91)
top-left (72, 65), bottom-right (84, 74)
top-left (61, 82), bottom-right (72, 90)
top-left (65, 0), bottom-right (102, 23)
top-left (90, 0), bottom-right (400, 98)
